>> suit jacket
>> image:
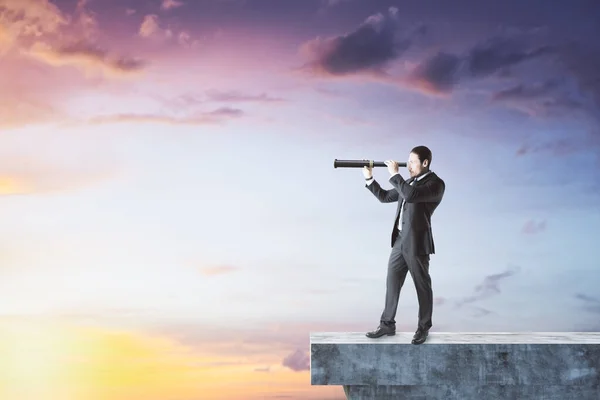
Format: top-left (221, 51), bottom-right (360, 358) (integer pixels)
top-left (366, 171), bottom-right (445, 254)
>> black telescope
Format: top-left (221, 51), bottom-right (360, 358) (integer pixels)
top-left (333, 159), bottom-right (407, 168)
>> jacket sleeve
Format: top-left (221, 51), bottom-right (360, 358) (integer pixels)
top-left (388, 174), bottom-right (445, 203)
top-left (365, 179), bottom-right (400, 203)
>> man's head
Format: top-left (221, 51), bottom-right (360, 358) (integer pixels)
top-left (407, 145), bottom-right (432, 177)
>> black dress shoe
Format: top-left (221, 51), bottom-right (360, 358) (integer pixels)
top-left (366, 324), bottom-right (395, 338)
top-left (411, 329), bottom-right (429, 344)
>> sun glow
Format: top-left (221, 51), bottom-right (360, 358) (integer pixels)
top-left (0, 320), bottom-right (337, 400)
top-left (0, 321), bottom-right (80, 399)
top-left (0, 321), bottom-right (201, 400)
top-left (0, 176), bottom-right (30, 195)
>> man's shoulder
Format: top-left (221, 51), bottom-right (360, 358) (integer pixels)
top-left (423, 171), bottom-right (444, 184)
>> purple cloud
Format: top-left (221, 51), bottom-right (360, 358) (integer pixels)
top-left (300, 7), bottom-right (425, 76)
top-left (521, 220), bottom-right (547, 235)
top-left (466, 36), bottom-right (554, 78)
top-left (491, 79), bottom-right (584, 117)
top-left (403, 34), bottom-right (554, 95)
top-left (405, 52), bottom-right (461, 95)
top-left (282, 349), bottom-right (310, 372)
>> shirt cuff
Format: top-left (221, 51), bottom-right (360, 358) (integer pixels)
top-left (365, 178), bottom-right (374, 185)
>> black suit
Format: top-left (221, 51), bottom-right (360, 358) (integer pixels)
top-left (366, 171), bottom-right (445, 331)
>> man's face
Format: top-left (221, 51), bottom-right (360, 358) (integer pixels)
top-left (407, 152), bottom-right (427, 177)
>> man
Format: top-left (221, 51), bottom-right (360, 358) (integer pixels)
top-left (363, 145), bottom-right (445, 345)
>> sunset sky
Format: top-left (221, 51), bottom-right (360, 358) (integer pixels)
top-left (1, 0), bottom-right (600, 399)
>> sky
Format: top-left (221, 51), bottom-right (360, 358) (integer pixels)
top-left (1, 0), bottom-right (600, 399)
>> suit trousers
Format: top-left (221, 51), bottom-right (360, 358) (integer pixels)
top-left (380, 232), bottom-right (433, 331)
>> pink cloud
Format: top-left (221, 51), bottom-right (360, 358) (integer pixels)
top-left (87, 107), bottom-right (243, 126)
top-left (161, 0), bottom-right (185, 11)
top-left (137, 13), bottom-right (199, 47)
top-left (1, 0), bottom-right (147, 80)
top-left (25, 41), bottom-right (146, 78)
top-left (139, 15), bottom-right (167, 38)
top-left (205, 90), bottom-right (287, 103)
top-left (0, 55), bottom-right (96, 129)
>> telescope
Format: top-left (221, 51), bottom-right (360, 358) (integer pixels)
top-left (333, 159), bottom-right (407, 168)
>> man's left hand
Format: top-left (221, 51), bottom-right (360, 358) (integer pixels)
top-left (384, 160), bottom-right (399, 175)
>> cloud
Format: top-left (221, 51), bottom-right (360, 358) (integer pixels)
top-left (0, 21), bottom-right (12, 52)
top-left (152, 90), bottom-right (285, 113)
top-left (254, 366), bottom-right (271, 372)
top-left (0, 0), bottom-right (147, 79)
top-left (402, 35), bottom-right (554, 95)
top-left (281, 349), bottom-right (309, 372)
top-left (199, 265), bottom-right (240, 276)
top-left (139, 14), bottom-right (167, 38)
top-left (491, 79), bottom-right (584, 117)
top-left (323, 0), bottom-right (351, 6)
top-left (472, 307), bottom-right (493, 318)
top-left (560, 44), bottom-right (600, 120)
top-left (299, 7), bottom-right (424, 77)
top-left (466, 36), bottom-right (554, 78)
top-left (25, 41), bottom-right (146, 78)
top-left (454, 265), bottom-right (521, 308)
top-left (0, 57), bottom-right (89, 129)
top-left (177, 31), bottom-right (191, 46)
top-left (400, 33), bottom-right (600, 135)
top-left (0, 0), bottom-right (68, 43)
top-left (205, 90), bottom-right (287, 103)
top-left (161, 0), bottom-right (185, 10)
top-left (521, 219), bottom-right (547, 235)
top-left (318, 0), bottom-right (352, 12)
top-left (88, 107), bottom-right (244, 126)
top-left (404, 52), bottom-right (461, 95)
top-left (0, 96), bottom-right (64, 130)
top-left (493, 79), bottom-right (561, 101)
top-left (74, 0), bottom-right (98, 40)
top-left (575, 293), bottom-right (600, 315)
top-left (515, 138), bottom-right (591, 157)
top-left (138, 14), bottom-right (198, 47)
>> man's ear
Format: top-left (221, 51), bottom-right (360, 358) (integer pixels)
top-left (423, 159), bottom-right (429, 168)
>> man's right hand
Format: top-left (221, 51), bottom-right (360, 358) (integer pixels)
top-left (362, 166), bottom-right (373, 179)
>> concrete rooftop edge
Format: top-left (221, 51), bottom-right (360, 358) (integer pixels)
top-left (310, 332), bottom-right (600, 344)
top-left (310, 332), bottom-right (600, 388)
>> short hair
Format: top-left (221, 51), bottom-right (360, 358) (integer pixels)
top-left (410, 145), bottom-right (432, 166)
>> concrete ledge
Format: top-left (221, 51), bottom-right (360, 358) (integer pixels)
top-left (310, 332), bottom-right (600, 400)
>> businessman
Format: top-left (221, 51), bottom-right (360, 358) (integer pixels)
top-left (363, 146), bottom-right (445, 345)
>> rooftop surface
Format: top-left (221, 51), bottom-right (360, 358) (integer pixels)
top-left (310, 332), bottom-right (600, 344)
